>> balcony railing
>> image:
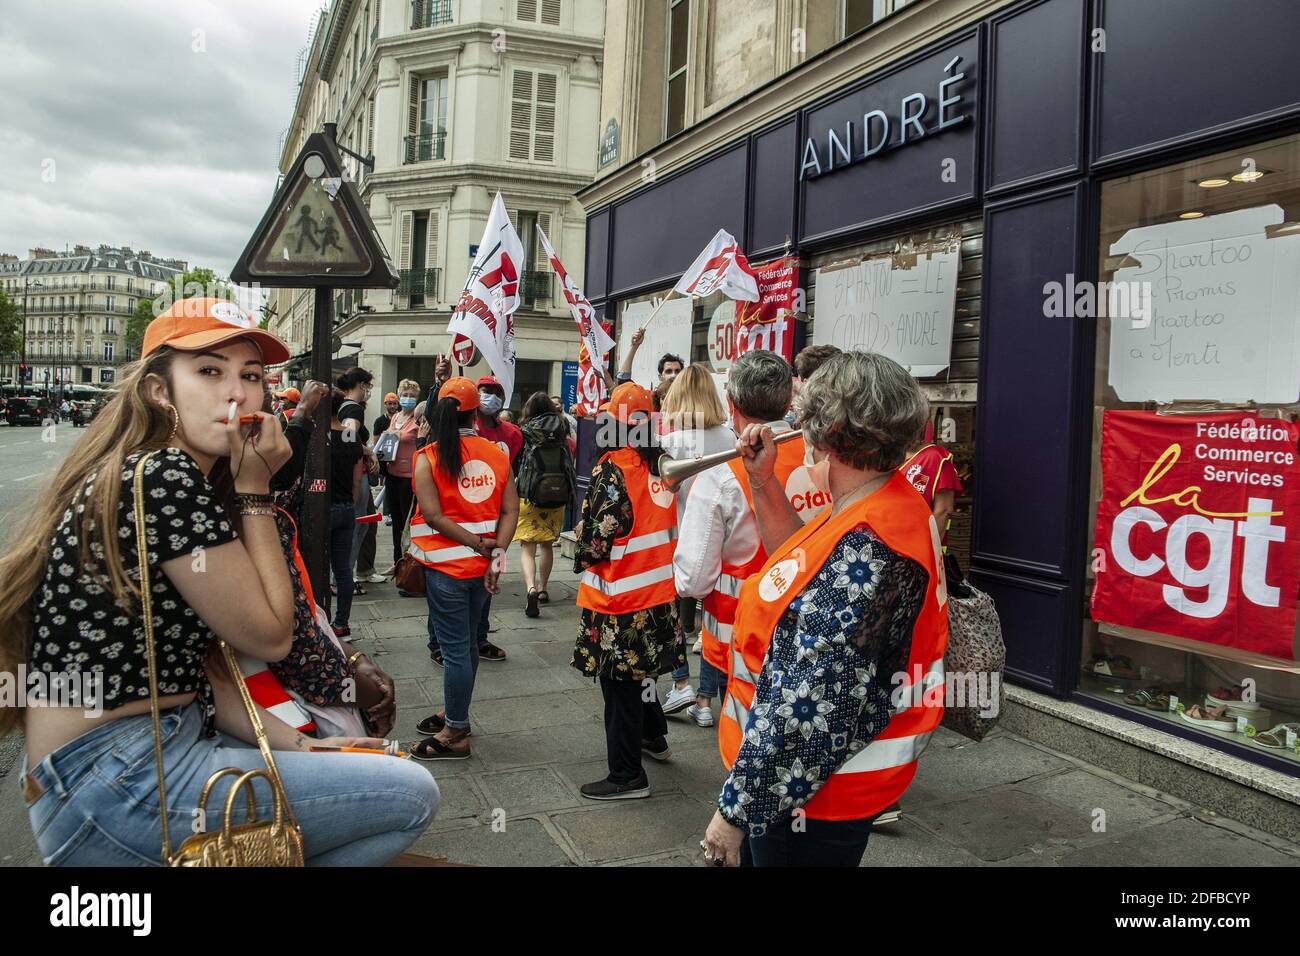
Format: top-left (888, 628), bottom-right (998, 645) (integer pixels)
top-left (519, 270), bottom-right (551, 304)
top-left (398, 268), bottom-right (442, 301)
top-left (411, 0), bottom-right (453, 29)
top-left (404, 131), bottom-right (447, 163)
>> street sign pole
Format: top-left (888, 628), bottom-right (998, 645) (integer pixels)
top-left (303, 285), bottom-right (335, 612)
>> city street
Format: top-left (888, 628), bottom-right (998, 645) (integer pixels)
top-left (0, 420), bottom-right (76, 543)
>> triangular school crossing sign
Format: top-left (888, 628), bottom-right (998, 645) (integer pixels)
top-left (231, 131), bottom-right (399, 289)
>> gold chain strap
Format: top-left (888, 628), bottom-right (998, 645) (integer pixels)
top-left (133, 451), bottom-right (300, 864)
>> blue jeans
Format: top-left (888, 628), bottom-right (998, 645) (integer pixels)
top-left (699, 657), bottom-right (728, 700)
top-left (350, 472), bottom-right (371, 572)
top-left (425, 567), bottom-right (488, 729)
top-left (672, 597), bottom-right (698, 683)
top-left (22, 702), bottom-right (439, 866)
top-left (427, 590), bottom-right (491, 652)
top-left (330, 500), bottom-right (357, 627)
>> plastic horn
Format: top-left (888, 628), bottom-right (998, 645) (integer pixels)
top-left (658, 425), bottom-right (802, 490)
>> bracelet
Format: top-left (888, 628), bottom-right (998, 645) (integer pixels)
top-left (347, 651), bottom-right (365, 669)
top-left (237, 505), bottom-right (277, 518)
top-left (234, 492), bottom-right (273, 507)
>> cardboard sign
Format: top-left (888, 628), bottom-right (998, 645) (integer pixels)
top-left (1091, 410), bottom-right (1300, 660)
top-left (619, 297), bottom-right (694, 387)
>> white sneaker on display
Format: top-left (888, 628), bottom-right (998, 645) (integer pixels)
top-left (686, 703), bottom-right (714, 727)
top-left (663, 684), bottom-right (695, 715)
top-left (691, 637), bottom-right (702, 655)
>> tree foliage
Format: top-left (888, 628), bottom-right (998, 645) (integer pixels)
top-left (126, 267), bottom-right (235, 356)
top-left (0, 289), bottom-right (21, 358)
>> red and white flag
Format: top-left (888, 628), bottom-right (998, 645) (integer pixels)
top-left (538, 226), bottom-right (614, 412)
top-left (447, 192), bottom-right (523, 401)
top-left (674, 229), bottom-right (760, 302)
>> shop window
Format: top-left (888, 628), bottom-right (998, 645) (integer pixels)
top-left (665, 0), bottom-right (689, 138)
top-left (513, 359), bottom-right (552, 413)
top-left (1083, 132), bottom-right (1300, 767)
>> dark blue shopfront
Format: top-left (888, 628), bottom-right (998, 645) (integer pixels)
top-left (580, 0), bottom-right (1300, 715)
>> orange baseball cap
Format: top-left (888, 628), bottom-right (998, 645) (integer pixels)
top-left (439, 376), bottom-right (480, 411)
top-left (275, 387), bottom-right (301, 403)
top-left (383, 392), bottom-right (399, 403)
top-left (600, 382), bottom-right (654, 423)
top-left (143, 297), bottom-right (290, 365)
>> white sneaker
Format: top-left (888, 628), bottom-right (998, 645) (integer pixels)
top-left (686, 703), bottom-right (714, 727)
top-left (691, 637), bottom-right (702, 655)
top-left (663, 684), bottom-right (695, 715)
top-left (365, 573), bottom-right (387, 583)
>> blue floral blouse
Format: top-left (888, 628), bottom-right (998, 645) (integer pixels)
top-left (717, 526), bottom-right (927, 835)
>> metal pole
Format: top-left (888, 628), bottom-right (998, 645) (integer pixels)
top-left (301, 285), bottom-right (334, 613)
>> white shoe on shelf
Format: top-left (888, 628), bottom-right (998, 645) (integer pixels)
top-left (691, 637), bottom-right (702, 655)
top-left (662, 684), bottom-right (695, 715)
top-left (686, 703), bottom-right (714, 727)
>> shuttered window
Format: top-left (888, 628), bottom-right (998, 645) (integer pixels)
top-left (508, 69), bottom-right (557, 163)
top-left (367, 97), bottom-right (375, 157)
top-left (426, 207), bottom-right (441, 301)
top-left (517, 0), bottom-right (559, 23)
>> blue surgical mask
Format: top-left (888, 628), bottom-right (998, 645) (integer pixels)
top-left (478, 392), bottom-right (504, 416)
top-left (398, 396), bottom-right (418, 410)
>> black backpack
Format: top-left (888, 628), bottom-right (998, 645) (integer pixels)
top-left (517, 417), bottom-right (575, 509)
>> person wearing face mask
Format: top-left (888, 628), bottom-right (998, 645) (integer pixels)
top-left (699, 351), bottom-right (946, 868)
top-left (672, 352), bottom-right (825, 733)
top-left (335, 367), bottom-right (382, 589)
top-left (378, 380), bottom-right (423, 575)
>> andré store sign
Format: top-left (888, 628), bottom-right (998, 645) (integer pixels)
top-left (1092, 410), bottom-right (1300, 660)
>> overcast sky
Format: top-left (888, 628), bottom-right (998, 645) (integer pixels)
top-left (0, 0), bottom-right (326, 278)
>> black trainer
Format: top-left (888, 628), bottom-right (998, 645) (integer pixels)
top-left (641, 736), bottom-right (671, 762)
top-left (580, 773), bottom-right (650, 800)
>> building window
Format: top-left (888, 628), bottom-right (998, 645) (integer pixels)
top-left (406, 74), bottom-right (447, 162)
top-left (1082, 131), bottom-right (1300, 765)
top-left (106, 295), bottom-right (115, 313)
top-left (665, 0), bottom-right (689, 138)
top-left (103, 341), bottom-right (114, 362)
top-left (843, 0), bottom-right (913, 38)
top-left (107, 275), bottom-right (116, 290)
top-left (509, 209), bottom-right (552, 307)
top-left (398, 209), bottom-right (441, 306)
top-left (516, 0), bottom-right (561, 25)
top-left (105, 317), bottom-right (115, 335)
top-left (411, 0), bottom-right (452, 29)
top-left (508, 69), bottom-right (557, 163)
top-left (84, 341), bottom-right (92, 360)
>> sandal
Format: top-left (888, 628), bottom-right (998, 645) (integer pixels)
top-left (526, 589), bottom-right (540, 619)
top-left (1252, 722), bottom-right (1300, 749)
top-left (1179, 704), bottom-right (1236, 731)
top-left (409, 735), bottom-right (471, 761)
top-left (537, 590), bottom-right (550, 605)
top-left (415, 712), bottom-right (471, 737)
top-left (1124, 687), bottom-right (1162, 707)
top-left (1146, 692), bottom-right (1172, 711)
top-left (429, 646), bottom-right (443, 667)
top-left (478, 641), bottom-right (507, 662)
top-left (353, 583), bottom-right (368, 596)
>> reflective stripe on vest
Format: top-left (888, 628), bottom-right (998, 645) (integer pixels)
top-left (409, 436), bottom-right (509, 579)
top-left (238, 655), bottom-right (315, 734)
top-left (575, 447), bottom-right (678, 615)
top-left (715, 573), bottom-right (744, 598)
top-left (700, 607), bottom-right (732, 646)
top-left (721, 472), bottom-right (949, 821)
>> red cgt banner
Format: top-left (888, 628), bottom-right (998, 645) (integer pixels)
top-left (1092, 410), bottom-right (1300, 660)
top-left (734, 256), bottom-right (798, 362)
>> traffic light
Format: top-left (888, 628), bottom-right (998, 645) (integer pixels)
top-left (19, 363), bottom-right (29, 383)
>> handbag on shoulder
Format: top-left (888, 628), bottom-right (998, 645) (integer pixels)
top-left (133, 451), bottom-right (305, 867)
top-left (940, 551), bottom-right (1006, 743)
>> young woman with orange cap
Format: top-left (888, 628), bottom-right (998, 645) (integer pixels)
top-left (408, 377), bottom-right (519, 760)
top-left (571, 383), bottom-right (685, 799)
top-left (0, 298), bottom-right (438, 865)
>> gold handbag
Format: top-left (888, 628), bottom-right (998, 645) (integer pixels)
top-left (133, 450), bottom-right (305, 867)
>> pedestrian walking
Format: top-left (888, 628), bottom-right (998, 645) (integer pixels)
top-left (408, 378), bottom-right (519, 760)
top-left (572, 383), bottom-right (684, 800)
top-left (0, 298), bottom-right (437, 866)
top-left (699, 352), bottom-right (946, 867)
top-left (514, 391), bottom-right (577, 617)
top-left (329, 389), bottom-right (366, 639)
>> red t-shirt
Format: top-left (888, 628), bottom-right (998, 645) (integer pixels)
top-left (476, 416), bottom-right (524, 470)
top-left (899, 444), bottom-right (962, 507)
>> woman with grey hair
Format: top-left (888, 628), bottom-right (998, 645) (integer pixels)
top-left (698, 351), bottom-right (949, 867)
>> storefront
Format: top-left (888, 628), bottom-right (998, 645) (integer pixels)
top-left (578, 0), bottom-right (1300, 774)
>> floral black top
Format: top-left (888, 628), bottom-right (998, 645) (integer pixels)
top-left (570, 456), bottom-right (685, 682)
top-left (29, 448), bottom-right (239, 737)
top-left (717, 526), bottom-right (927, 835)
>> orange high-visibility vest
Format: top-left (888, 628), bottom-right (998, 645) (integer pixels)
top-left (699, 434), bottom-right (826, 673)
top-left (576, 447), bottom-right (678, 615)
top-left (719, 472), bottom-right (948, 821)
top-left (408, 435), bottom-right (509, 580)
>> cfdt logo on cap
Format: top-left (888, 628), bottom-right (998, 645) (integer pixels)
top-left (210, 302), bottom-right (254, 329)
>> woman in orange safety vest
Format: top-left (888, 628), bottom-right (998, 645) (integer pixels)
top-left (408, 377), bottom-right (519, 761)
top-left (698, 351), bottom-right (948, 867)
top-left (571, 383), bottom-right (686, 801)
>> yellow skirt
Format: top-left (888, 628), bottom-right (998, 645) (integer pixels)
top-left (513, 499), bottom-right (565, 544)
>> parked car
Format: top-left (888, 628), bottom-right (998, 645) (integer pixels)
top-left (5, 395), bottom-right (48, 426)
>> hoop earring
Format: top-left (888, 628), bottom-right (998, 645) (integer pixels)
top-left (164, 403), bottom-right (179, 442)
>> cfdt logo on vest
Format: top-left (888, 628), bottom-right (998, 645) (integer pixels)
top-left (785, 467), bottom-right (831, 522)
top-left (647, 473), bottom-right (675, 509)
top-left (458, 460), bottom-right (497, 503)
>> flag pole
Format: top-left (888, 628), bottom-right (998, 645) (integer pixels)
top-left (638, 288), bottom-right (681, 331)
